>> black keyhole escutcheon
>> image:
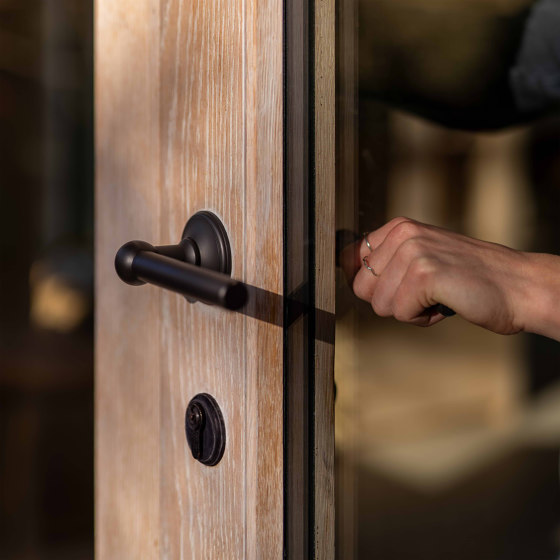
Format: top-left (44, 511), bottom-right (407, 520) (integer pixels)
top-left (185, 393), bottom-right (226, 466)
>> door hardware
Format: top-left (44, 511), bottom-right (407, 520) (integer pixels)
top-left (185, 393), bottom-right (226, 466)
top-left (115, 211), bottom-right (247, 309)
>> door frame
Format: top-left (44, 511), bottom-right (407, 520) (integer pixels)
top-left (95, 0), bottom-right (335, 556)
top-left (284, 0), bottom-right (336, 556)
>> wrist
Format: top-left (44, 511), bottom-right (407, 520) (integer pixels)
top-left (519, 252), bottom-right (560, 342)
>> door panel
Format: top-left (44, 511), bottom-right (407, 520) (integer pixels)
top-left (159, 0), bottom-right (249, 557)
top-left (95, 0), bottom-right (284, 557)
top-left (314, 0), bottom-right (336, 556)
top-left (96, 2), bottom-right (161, 558)
top-left (334, 1), bottom-right (560, 558)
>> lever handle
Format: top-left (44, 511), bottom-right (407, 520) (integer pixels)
top-left (115, 211), bottom-right (248, 310)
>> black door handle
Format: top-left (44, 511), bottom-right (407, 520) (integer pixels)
top-left (115, 211), bottom-right (248, 310)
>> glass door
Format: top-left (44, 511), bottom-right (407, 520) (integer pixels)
top-left (335, 1), bottom-right (560, 558)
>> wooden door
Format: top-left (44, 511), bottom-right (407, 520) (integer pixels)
top-left (95, 0), bottom-right (335, 557)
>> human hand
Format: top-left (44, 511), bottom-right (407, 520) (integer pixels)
top-left (351, 217), bottom-right (549, 336)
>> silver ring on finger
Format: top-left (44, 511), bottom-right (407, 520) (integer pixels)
top-left (362, 255), bottom-right (378, 277)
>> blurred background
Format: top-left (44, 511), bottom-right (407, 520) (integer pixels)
top-left (2, 1), bottom-right (560, 559)
top-left (335, 0), bottom-right (560, 558)
top-left (0, 2), bottom-right (93, 559)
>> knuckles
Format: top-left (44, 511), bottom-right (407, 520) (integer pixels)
top-left (406, 255), bottom-right (437, 285)
top-left (396, 237), bottom-right (428, 260)
top-left (370, 296), bottom-right (392, 318)
top-left (370, 255), bottom-right (438, 321)
top-left (386, 218), bottom-right (422, 245)
top-left (393, 306), bottom-right (412, 323)
top-left (370, 278), bottom-right (395, 318)
top-left (352, 272), bottom-right (373, 302)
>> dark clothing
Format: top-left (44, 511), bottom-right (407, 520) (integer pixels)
top-left (511, 0), bottom-right (560, 113)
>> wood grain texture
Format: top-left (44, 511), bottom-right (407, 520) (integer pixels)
top-left (158, 0), bottom-right (246, 557)
top-left (245, 0), bottom-right (284, 556)
top-left (314, 0), bottom-right (336, 556)
top-left (95, 0), bottom-right (161, 558)
top-left (96, 0), bottom-right (283, 557)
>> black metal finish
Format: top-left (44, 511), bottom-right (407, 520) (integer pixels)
top-left (114, 211), bottom-right (247, 310)
top-left (185, 393), bottom-right (226, 466)
top-left (182, 210), bottom-right (231, 275)
top-left (434, 304), bottom-right (456, 317)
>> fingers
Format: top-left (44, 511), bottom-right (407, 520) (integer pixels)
top-left (360, 216), bottom-right (412, 259)
top-left (339, 216), bottom-right (415, 289)
top-left (355, 217), bottom-right (428, 302)
top-left (338, 239), bottom-right (364, 285)
top-left (354, 217), bottom-right (452, 326)
top-left (390, 257), bottom-right (445, 326)
top-left (354, 217), bottom-right (417, 301)
top-left (355, 236), bottom-right (437, 313)
top-left (339, 216), bottom-right (416, 286)
top-left (369, 246), bottom-right (423, 317)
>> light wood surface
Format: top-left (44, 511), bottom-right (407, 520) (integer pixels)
top-left (314, 0), bottom-right (336, 557)
top-left (96, 0), bottom-right (284, 558)
top-left (244, 0), bottom-right (284, 556)
top-left (95, 1), bottom-right (161, 558)
top-left (158, 0), bottom-right (246, 557)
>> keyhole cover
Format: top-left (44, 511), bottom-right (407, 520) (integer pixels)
top-left (185, 393), bottom-right (226, 466)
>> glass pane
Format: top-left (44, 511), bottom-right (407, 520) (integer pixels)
top-left (335, 1), bottom-right (560, 558)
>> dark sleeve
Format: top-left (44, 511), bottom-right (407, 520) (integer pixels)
top-left (359, 4), bottom-right (538, 131)
top-left (510, 0), bottom-right (560, 113)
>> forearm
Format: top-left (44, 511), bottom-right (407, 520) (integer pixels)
top-left (520, 252), bottom-right (560, 341)
top-left (352, 218), bottom-right (560, 342)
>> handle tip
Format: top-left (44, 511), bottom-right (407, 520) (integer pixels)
top-left (223, 282), bottom-right (248, 310)
top-left (115, 240), bottom-right (154, 286)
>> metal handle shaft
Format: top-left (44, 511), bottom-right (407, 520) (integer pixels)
top-left (115, 240), bottom-right (247, 310)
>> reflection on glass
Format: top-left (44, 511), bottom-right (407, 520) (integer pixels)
top-left (335, 1), bottom-right (560, 558)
